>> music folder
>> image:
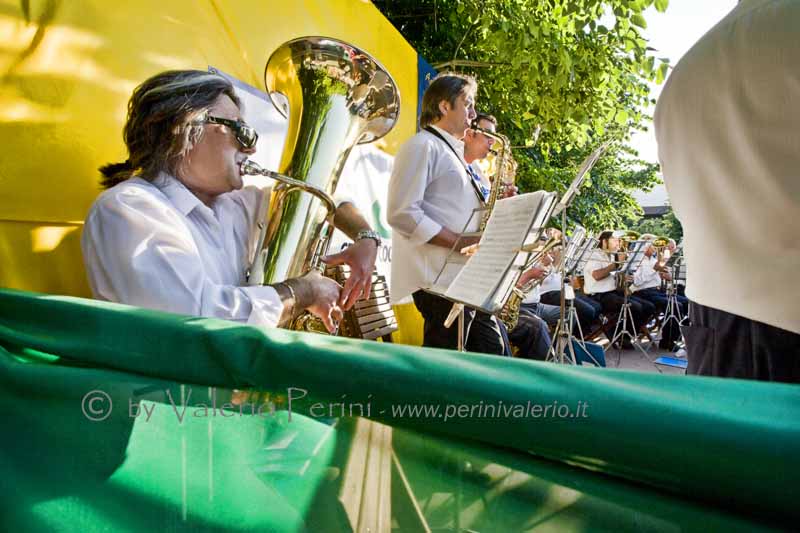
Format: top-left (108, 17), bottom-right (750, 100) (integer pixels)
top-left (437, 191), bottom-right (557, 315)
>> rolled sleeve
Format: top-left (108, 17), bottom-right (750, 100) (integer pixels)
top-left (408, 216), bottom-right (442, 246)
top-left (387, 138), bottom-right (438, 242)
top-left (242, 285), bottom-right (284, 328)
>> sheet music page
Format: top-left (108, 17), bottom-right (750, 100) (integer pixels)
top-left (622, 241), bottom-right (647, 274)
top-left (445, 192), bottom-right (550, 311)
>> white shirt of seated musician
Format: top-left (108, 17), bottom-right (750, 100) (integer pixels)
top-left (631, 247), bottom-right (663, 293)
top-left (582, 248), bottom-right (617, 295)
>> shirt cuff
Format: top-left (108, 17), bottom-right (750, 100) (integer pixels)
top-left (409, 216), bottom-right (442, 246)
top-left (241, 285), bottom-right (284, 328)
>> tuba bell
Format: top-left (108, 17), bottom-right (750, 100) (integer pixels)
top-left (243, 37), bottom-right (399, 332)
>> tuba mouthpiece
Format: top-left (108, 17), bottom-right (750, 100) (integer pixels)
top-left (240, 159), bottom-right (264, 176)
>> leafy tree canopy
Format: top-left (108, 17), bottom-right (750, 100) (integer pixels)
top-left (375, 0), bottom-right (670, 232)
top-left (630, 205), bottom-right (684, 242)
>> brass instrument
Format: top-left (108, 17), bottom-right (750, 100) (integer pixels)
top-left (618, 230), bottom-right (641, 253)
top-left (472, 124), bottom-right (517, 230)
top-left (615, 230), bottom-right (641, 289)
top-left (651, 235), bottom-right (670, 272)
top-left (244, 37), bottom-right (399, 333)
top-left (498, 235), bottom-right (562, 331)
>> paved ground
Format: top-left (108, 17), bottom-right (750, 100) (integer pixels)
top-left (587, 333), bottom-right (686, 375)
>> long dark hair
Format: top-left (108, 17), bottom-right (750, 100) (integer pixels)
top-left (99, 70), bottom-right (240, 188)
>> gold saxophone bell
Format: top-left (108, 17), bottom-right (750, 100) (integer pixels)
top-left (243, 37), bottom-right (399, 334)
top-left (498, 235), bottom-right (563, 331)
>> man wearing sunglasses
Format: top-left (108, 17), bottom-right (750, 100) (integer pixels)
top-left (81, 70), bottom-right (380, 333)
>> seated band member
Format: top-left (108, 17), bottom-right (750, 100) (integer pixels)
top-left (81, 70), bottom-right (379, 332)
top-left (534, 244), bottom-right (602, 337)
top-left (387, 74), bottom-right (505, 355)
top-left (582, 230), bottom-right (656, 347)
top-left (631, 239), bottom-right (689, 350)
top-left (666, 239), bottom-right (687, 297)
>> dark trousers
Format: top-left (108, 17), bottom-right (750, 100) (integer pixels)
top-left (684, 301), bottom-right (800, 383)
top-left (412, 290), bottom-right (505, 355)
top-left (589, 290), bottom-right (656, 335)
top-left (635, 287), bottom-right (689, 349)
top-left (508, 308), bottom-right (552, 360)
top-left (540, 291), bottom-right (599, 336)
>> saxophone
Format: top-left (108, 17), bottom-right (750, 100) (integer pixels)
top-left (472, 125), bottom-right (517, 231)
top-left (498, 236), bottom-right (562, 331)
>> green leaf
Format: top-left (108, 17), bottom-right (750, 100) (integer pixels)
top-left (631, 14), bottom-right (647, 29)
top-left (655, 62), bottom-right (669, 84)
top-left (654, 0), bottom-right (669, 13)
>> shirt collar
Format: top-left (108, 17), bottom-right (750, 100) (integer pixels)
top-left (152, 172), bottom-right (213, 217)
top-left (430, 124), bottom-right (465, 152)
top-left (429, 125), bottom-right (470, 169)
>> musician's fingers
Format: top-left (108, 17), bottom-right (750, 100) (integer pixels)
top-left (339, 275), bottom-right (357, 310)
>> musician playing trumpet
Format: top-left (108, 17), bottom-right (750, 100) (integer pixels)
top-left (631, 236), bottom-right (689, 350)
top-left (582, 230), bottom-right (655, 347)
top-left (81, 70), bottom-right (379, 332)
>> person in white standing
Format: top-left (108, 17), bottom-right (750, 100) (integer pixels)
top-left (655, 0), bottom-right (800, 381)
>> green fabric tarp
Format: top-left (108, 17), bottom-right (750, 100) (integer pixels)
top-left (1, 288), bottom-right (798, 531)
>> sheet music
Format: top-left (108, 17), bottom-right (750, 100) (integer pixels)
top-left (621, 241), bottom-right (647, 274)
top-left (569, 237), bottom-right (599, 275)
top-left (444, 191), bottom-right (554, 311)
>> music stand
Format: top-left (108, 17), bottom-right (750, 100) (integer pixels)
top-left (661, 253), bottom-right (686, 338)
top-left (430, 193), bottom-right (557, 353)
top-left (606, 240), bottom-right (653, 365)
top-left (546, 143), bottom-right (610, 365)
top-left (545, 229), bottom-right (604, 366)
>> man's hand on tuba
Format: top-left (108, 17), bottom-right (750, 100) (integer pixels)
top-left (322, 238), bottom-right (378, 310)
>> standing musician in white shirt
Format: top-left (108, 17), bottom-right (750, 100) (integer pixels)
top-left (655, 0), bottom-right (800, 382)
top-left (387, 74), bottom-right (505, 354)
top-left (82, 70), bottom-right (379, 333)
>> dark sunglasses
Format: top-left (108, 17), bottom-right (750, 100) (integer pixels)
top-left (202, 115), bottom-right (258, 149)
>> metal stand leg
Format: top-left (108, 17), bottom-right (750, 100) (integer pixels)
top-left (457, 306), bottom-right (465, 352)
top-left (605, 292), bottom-right (656, 370)
top-left (660, 281), bottom-right (685, 351)
top-left (547, 298), bottom-right (601, 366)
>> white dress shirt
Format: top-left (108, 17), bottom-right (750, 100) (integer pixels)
top-left (387, 126), bottom-right (483, 302)
top-left (655, 0), bottom-right (800, 334)
top-left (632, 255), bottom-right (661, 293)
top-left (540, 271), bottom-right (562, 295)
top-left (582, 249), bottom-right (616, 295)
top-left (81, 173), bottom-right (284, 327)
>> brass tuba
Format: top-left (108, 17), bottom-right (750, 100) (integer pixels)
top-left (243, 37), bottom-right (399, 332)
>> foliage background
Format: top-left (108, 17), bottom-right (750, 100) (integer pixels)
top-left (375, 0), bottom-right (674, 233)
